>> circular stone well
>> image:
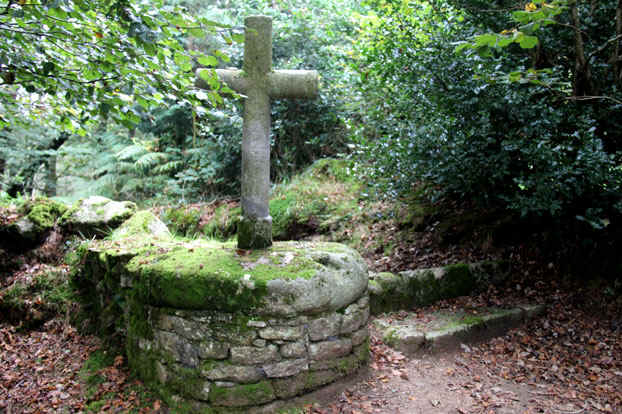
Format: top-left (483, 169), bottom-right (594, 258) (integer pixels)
top-left (77, 212), bottom-right (369, 413)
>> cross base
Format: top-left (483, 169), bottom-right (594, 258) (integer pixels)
top-left (238, 215), bottom-right (272, 249)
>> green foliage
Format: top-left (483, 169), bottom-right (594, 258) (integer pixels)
top-left (0, 124), bottom-right (65, 197)
top-left (133, 0), bottom-right (361, 200)
top-left (352, 0), bottom-right (622, 225)
top-left (0, 0), bottom-right (228, 133)
top-left (50, 0), bottom-right (362, 204)
top-left (56, 126), bottom-right (168, 202)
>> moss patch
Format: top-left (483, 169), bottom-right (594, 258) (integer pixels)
top-left (270, 158), bottom-right (360, 240)
top-left (157, 158), bottom-right (362, 243)
top-left (25, 198), bottom-right (68, 232)
top-left (159, 201), bottom-right (240, 240)
top-left (162, 206), bottom-right (202, 236)
top-left (209, 380), bottom-right (276, 407)
top-left (126, 240), bottom-right (324, 311)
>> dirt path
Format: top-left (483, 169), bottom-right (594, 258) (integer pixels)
top-left (304, 295), bottom-right (621, 414)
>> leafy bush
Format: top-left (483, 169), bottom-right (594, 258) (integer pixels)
top-left (351, 0), bottom-right (622, 226)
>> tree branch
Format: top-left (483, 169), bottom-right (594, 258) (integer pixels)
top-left (566, 95), bottom-right (622, 105)
top-left (588, 34), bottom-right (622, 60)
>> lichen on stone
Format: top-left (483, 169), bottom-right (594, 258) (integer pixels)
top-left (59, 195), bottom-right (137, 238)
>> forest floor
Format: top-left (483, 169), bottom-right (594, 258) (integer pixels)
top-left (1, 205), bottom-right (621, 414)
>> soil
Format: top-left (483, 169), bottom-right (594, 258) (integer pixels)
top-left (298, 279), bottom-right (621, 414)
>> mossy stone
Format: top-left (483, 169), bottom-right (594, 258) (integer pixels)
top-left (209, 381), bottom-right (276, 407)
top-left (59, 196), bottom-right (137, 238)
top-left (0, 197), bottom-right (68, 251)
top-left (26, 198), bottom-right (68, 231)
top-left (238, 215), bottom-right (272, 249)
top-left (369, 264), bottom-right (477, 314)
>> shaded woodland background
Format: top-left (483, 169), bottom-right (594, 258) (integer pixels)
top-left (1, 0), bottom-right (622, 278)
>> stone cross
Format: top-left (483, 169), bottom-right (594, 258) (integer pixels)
top-left (196, 15), bottom-right (318, 249)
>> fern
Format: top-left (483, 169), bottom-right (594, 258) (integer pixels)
top-left (154, 160), bottom-right (183, 174)
top-left (115, 144), bottom-right (147, 161)
top-left (134, 152), bottom-right (168, 172)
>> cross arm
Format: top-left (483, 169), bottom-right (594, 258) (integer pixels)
top-left (267, 70), bottom-right (319, 99)
top-left (196, 68), bottom-right (249, 94)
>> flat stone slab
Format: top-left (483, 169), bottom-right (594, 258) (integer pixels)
top-left (85, 238), bottom-right (367, 317)
top-left (373, 304), bottom-right (545, 355)
top-left (59, 195), bottom-right (137, 237)
top-left (368, 262), bottom-right (509, 314)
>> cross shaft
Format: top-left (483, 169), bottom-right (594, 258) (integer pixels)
top-left (196, 16), bottom-right (319, 249)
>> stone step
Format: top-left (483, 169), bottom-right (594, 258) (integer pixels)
top-left (373, 304), bottom-right (545, 356)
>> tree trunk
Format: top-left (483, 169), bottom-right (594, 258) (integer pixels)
top-left (570, 0), bottom-right (595, 96)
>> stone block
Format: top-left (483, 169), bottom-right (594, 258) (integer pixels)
top-left (308, 338), bottom-right (352, 360)
top-left (197, 340), bottom-right (229, 360)
top-left (214, 381), bottom-right (236, 387)
top-left (158, 314), bottom-right (203, 341)
top-left (280, 341), bottom-right (306, 358)
top-left (357, 294), bottom-right (369, 309)
top-left (212, 325), bottom-right (257, 346)
top-left (263, 358), bottom-right (308, 378)
top-left (309, 313), bottom-right (342, 341)
top-left (247, 320), bottom-right (267, 328)
top-left (341, 305), bottom-right (369, 334)
top-left (156, 330), bottom-right (199, 368)
top-left (309, 353), bottom-right (357, 374)
top-left (383, 326), bottom-right (425, 355)
top-left (230, 345), bottom-right (280, 365)
top-left (272, 369), bottom-right (341, 399)
top-left (259, 325), bottom-right (305, 341)
top-left (201, 361), bottom-right (264, 383)
top-left (350, 326), bottom-right (369, 347)
top-left (253, 339), bottom-right (267, 347)
top-left (209, 380), bottom-right (276, 407)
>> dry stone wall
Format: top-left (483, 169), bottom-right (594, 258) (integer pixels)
top-left (134, 293), bottom-right (369, 412)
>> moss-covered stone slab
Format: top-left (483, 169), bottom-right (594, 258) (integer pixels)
top-left (210, 380), bottom-right (276, 407)
top-left (375, 304), bottom-right (545, 355)
top-left (368, 261), bottom-right (509, 314)
top-left (80, 223), bottom-right (367, 316)
top-left (59, 195), bottom-right (137, 237)
top-left (0, 197), bottom-right (68, 251)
